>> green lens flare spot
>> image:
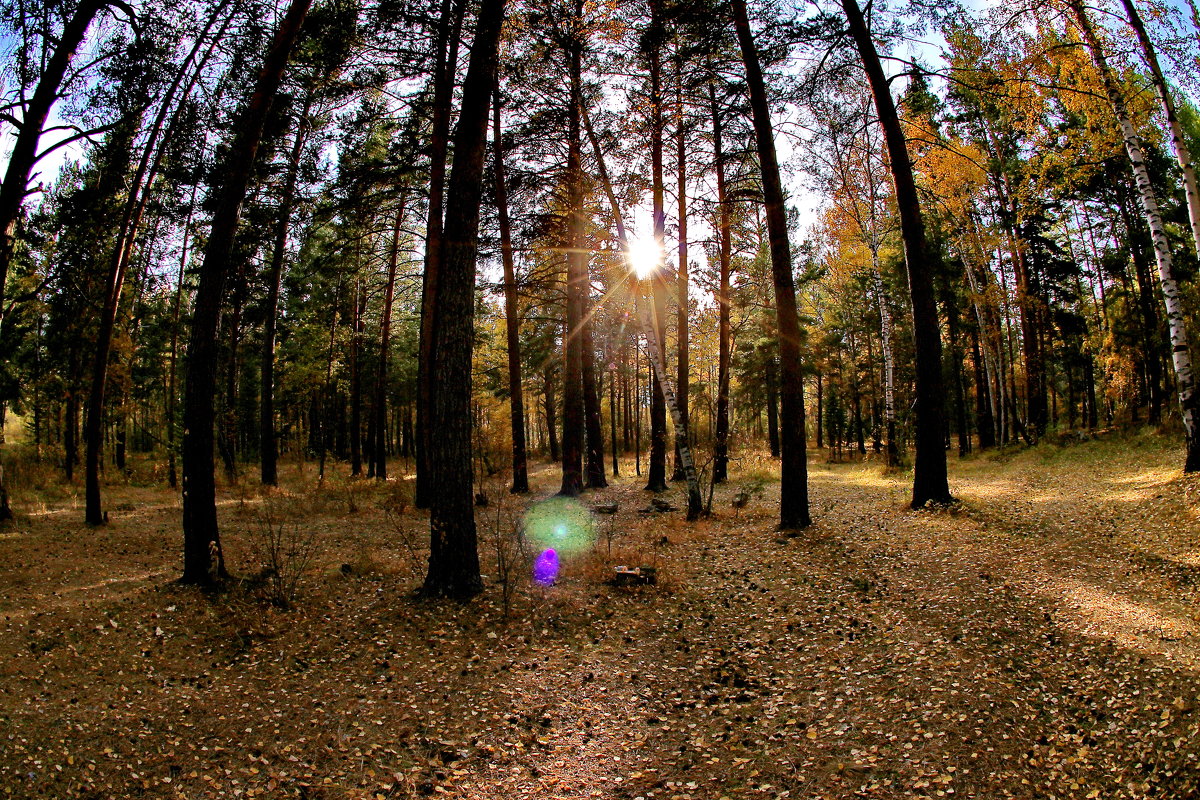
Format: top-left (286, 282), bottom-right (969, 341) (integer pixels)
top-left (523, 497), bottom-right (593, 558)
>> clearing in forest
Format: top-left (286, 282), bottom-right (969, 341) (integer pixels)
top-left (1, 431), bottom-right (1199, 799)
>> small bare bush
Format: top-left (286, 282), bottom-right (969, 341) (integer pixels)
top-left (246, 505), bottom-right (318, 609)
top-left (478, 473), bottom-right (529, 619)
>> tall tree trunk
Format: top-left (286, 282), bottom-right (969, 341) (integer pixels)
top-left (84, 0), bottom-right (233, 523)
top-left (580, 94), bottom-right (606, 487)
top-left (0, 0), bottom-right (106, 522)
top-left (373, 197), bottom-right (407, 481)
top-left (1073, 0), bottom-right (1200, 471)
top-left (841, 0), bottom-right (952, 506)
top-left (422, 0), bottom-right (506, 598)
top-left (643, 0), bottom-right (670, 494)
top-left (560, 11), bottom-right (586, 497)
top-left (492, 89), bottom-right (528, 493)
top-left (180, 0), bottom-right (313, 586)
top-left (167, 188), bottom-right (198, 490)
top-left (710, 80), bottom-right (732, 484)
top-left (262, 95), bottom-right (312, 486)
top-left (672, 53), bottom-right (690, 482)
top-left (732, 0), bottom-right (811, 528)
top-left (416, 0), bottom-right (466, 509)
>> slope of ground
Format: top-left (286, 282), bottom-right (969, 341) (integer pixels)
top-left (1, 431), bottom-right (1198, 799)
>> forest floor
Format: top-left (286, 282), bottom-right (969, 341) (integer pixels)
top-left (2, 431), bottom-right (1200, 800)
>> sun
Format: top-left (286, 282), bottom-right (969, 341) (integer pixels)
top-left (625, 234), bottom-right (662, 280)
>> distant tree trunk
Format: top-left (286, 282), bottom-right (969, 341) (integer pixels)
top-left (610, 365), bottom-right (620, 475)
top-left (262, 96), bottom-right (312, 486)
top-left (560, 13), bottom-right (586, 497)
top-left (945, 290), bottom-right (970, 456)
top-left (842, 0), bottom-right (951, 506)
top-left (816, 370), bottom-right (824, 451)
top-left (218, 274), bottom-right (244, 482)
top-left (373, 198), bottom-right (407, 482)
top-left (971, 329), bottom-right (996, 449)
top-left (349, 277), bottom-right (364, 476)
top-left (622, 339), bottom-right (632, 452)
top-left (422, 0), bottom-right (506, 598)
top-left (416, 0), bottom-right (466, 509)
top-left (180, 0), bottom-right (313, 586)
top-left (492, 89), bottom-right (529, 493)
top-left (871, 264), bottom-right (898, 466)
top-left (710, 80), bottom-right (732, 484)
top-left (65, 385), bottom-right (80, 482)
top-left (318, 285), bottom-right (340, 481)
top-left (636, 345), bottom-right (643, 475)
top-left (1073, 0), bottom-right (1199, 472)
top-left (732, 0), bottom-right (811, 528)
top-left (582, 314), bottom-right (607, 488)
top-left (544, 365), bottom-right (560, 462)
top-left (766, 358), bottom-right (780, 457)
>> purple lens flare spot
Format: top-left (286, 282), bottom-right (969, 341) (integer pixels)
top-left (533, 548), bottom-right (559, 586)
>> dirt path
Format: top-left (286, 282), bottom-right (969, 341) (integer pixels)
top-left (1, 436), bottom-right (1198, 799)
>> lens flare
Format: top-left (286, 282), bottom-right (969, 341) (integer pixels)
top-left (523, 497), bottom-right (593, 559)
top-left (533, 548), bottom-right (559, 586)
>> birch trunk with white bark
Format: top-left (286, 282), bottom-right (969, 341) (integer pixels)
top-left (1074, 0), bottom-right (1199, 471)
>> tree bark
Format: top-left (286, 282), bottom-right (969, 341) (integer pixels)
top-left (560, 12), bottom-right (586, 497)
top-left (180, 0), bottom-right (313, 586)
top-left (422, 0), bottom-right (506, 598)
top-left (416, 0), bottom-right (466, 508)
top-left (641, 0), bottom-right (670, 494)
top-left (841, 0), bottom-right (951, 506)
top-left (732, 0), bottom-right (811, 527)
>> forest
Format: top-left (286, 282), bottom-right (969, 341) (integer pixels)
top-left (2, 0), bottom-right (1200, 796)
